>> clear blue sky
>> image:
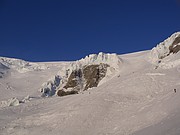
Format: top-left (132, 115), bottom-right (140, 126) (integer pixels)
top-left (0, 0), bottom-right (180, 61)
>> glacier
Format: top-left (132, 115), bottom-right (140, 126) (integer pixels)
top-left (0, 32), bottom-right (180, 135)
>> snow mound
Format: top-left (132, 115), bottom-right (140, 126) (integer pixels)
top-left (149, 32), bottom-right (180, 64)
top-left (0, 57), bottom-right (48, 73)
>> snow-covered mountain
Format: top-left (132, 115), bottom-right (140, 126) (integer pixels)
top-left (0, 32), bottom-right (180, 135)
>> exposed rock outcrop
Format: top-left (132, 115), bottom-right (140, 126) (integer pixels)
top-left (57, 90), bottom-right (78, 97)
top-left (64, 69), bottom-right (82, 90)
top-left (63, 63), bottom-right (109, 92)
top-left (83, 64), bottom-right (109, 90)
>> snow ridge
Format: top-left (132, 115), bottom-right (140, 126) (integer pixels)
top-left (0, 57), bottom-right (48, 73)
top-left (149, 32), bottom-right (180, 63)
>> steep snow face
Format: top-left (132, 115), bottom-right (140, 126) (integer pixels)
top-left (149, 32), bottom-right (180, 63)
top-left (0, 57), bottom-right (48, 73)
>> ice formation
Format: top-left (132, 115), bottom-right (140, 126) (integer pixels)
top-left (40, 52), bottom-right (122, 97)
top-left (0, 96), bottom-right (32, 108)
top-left (40, 75), bottom-right (61, 97)
top-left (0, 97), bottom-right (20, 107)
top-left (65, 52), bottom-right (122, 79)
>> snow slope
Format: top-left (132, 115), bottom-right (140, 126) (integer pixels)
top-left (0, 32), bottom-right (180, 135)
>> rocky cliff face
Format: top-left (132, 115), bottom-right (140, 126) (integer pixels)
top-left (40, 52), bottom-right (122, 97)
top-left (83, 64), bottom-right (109, 90)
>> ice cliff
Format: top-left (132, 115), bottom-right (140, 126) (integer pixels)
top-left (40, 52), bottom-right (122, 97)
